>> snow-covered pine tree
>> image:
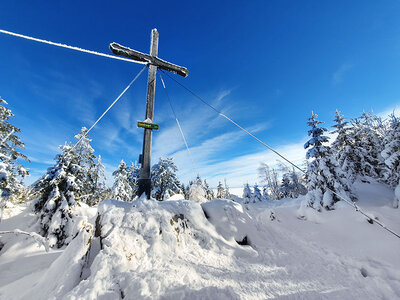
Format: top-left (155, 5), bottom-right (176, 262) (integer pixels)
top-left (279, 174), bottom-right (291, 199)
top-left (223, 179), bottom-right (231, 199)
top-left (151, 157), bottom-right (181, 200)
top-left (101, 187), bottom-right (113, 200)
top-left (72, 127), bottom-right (102, 205)
top-left (280, 168), bottom-right (307, 199)
top-left (188, 180), bottom-right (207, 202)
top-left (127, 162), bottom-right (141, 196)
top-left (88, 155), bottom-right (106, 206)
top-left (0, 160), bottom-right (9, 222)
top-left (216, 181), bottom-right (224, 199)
top-left (347, 112), bottom-right (385, 180)
top-left (195, 174), bottom-right (202, 186)
top-left (289, 168), bottom-right (307, 197)
top-left (381, 113), bottom-right (400, 208)
top-left (112, 160), bottom-right (133, 201)
top-left (331, 110), bottom-right (358, 182)
top-left (253, 184), bottom-right (262, 202)
top-left (262, 186), bottom-right (270, 201)
top-left (185, 174), bottom-right (207, 202)
top-left (181, 183), bottom-right (189, 200)
top-left (33, 144), bottom-right (84, 248)
top-left (303, 112), bottom-right (356, 211)
top-left (332, 110), bottom-right (350, 151)
top-left (361, 112), bottom-right (387, 178)
top-left (203, 179), bottom-right (215, 200)
top-left (242, 183), bottom-right (252, 204)
top-left (74, 127), bottom-right (95, 162)
top-left (0, 97), bottom-right (29, 219)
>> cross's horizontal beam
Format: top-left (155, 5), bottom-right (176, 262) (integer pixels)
top-left (110, 42), bottom-right (189, 77)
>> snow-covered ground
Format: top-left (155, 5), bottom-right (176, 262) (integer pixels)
top-left (0, 180), bottom-right (399, 299)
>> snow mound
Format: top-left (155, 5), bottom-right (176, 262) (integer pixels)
top-left (165, 193), bottom-right (185, 201)
top-left (66, 198), bottom-right (255, 299)
top-left (201, 199), bottom-right (253, 244)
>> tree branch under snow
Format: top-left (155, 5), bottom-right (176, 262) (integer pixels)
top-left (0, 229), bottom-right (49, 252)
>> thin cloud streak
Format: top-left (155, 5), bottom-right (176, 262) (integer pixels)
top-left (332, 63), bottom-right (353, 85)
top-left (177, 138), bottom-right (307, 188)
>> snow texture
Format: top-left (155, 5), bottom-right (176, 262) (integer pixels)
top-left (0, 180), bottom-right (399, 299)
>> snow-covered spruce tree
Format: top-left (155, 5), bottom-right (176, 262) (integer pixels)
top-left (262, 186), bottom-right (271, 201)
top-left (203, 179), bottom-right (215, 200)
top-left (242, 183), bottom-right (252, 204)
top-left (216, 181), bottom-right (224, 198)
top-left (33, 144), bottom-right (84, 248)
top-left (188, 180), bottom-right (207, 202)
top-left (74, 127), bottom-right (95, 162)
top-left (280, 168), bottom-right (307, 199)
top-left (361, 112), bottom-right (387, 178)
top-left (194, 174), bottom-right (203, 186)
top-left (0, 160), bottom-right (9, 222)
top-left (346, 112), bottom-right (385, 180)
top-left (88, 155), bottom-right (106, 206)
top-left (112, 160), bottom-right (133, 202)
top-left (289, 168), bottom-right (307, 197)
top-left (223, 179), bottom-right (231, 199)
top-left (303, 112), bottom-right (356, 211)
top-left (72, 127), bottom-right (104, 206)
top-left (280, 173), bottom-right (292, 199)
top-left (127, 162), bottom-right (141, 196)
top-left (331, 110), bottom-right (350, 151)
top-left (331, 110), bottom-right (359, 183)
top-left (381, 114), bottom-right (400, 208)
top-left (0, 97), bottom-right (29, 218)
top-left (185, 174), bottom-right (207, 202)
top-left (253, 184), bottom-right (262, 202)
top-left (101, 187), bottom-right (113, 200)
top-left (181, 183), bottom-right (190, 200)
top-left (151, 157), bottom-right (181, 200)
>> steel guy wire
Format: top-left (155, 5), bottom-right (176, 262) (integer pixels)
top-left (72, 65), bottom-right (148, 151)
top-left (0, 29), bottom-right (145, 64)
top-left (159, 73), bottom-right (199, 177)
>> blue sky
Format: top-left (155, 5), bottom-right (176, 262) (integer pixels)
top-left (1, 1), bottom-right (400, 188)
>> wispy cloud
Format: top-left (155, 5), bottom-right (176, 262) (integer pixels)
top-left (150, 117), bottom-right (278, 188)
top-left (177, 137), bottom-right (307, 188)
top-left (26, 70), bottom-right (102, 126)
top-left (215, 89), bottom-right (232, 104)
top-left (332, 63), bottom-right (353, 85)
top-left (29, 156), bottom-right (54, 165)
top-left (151, 89), bottom-right (240, 160)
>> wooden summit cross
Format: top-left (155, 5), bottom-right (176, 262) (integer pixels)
top-left (110, 29), bottom-right (189, 199)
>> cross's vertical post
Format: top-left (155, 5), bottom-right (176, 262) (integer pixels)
top-left (137, 29), bottom-right (159, 199)
top-left (110, 29), bottom-right (188, 200)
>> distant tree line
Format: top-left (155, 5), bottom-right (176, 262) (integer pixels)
top-left (251, 110), bottom-right (400, 212)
